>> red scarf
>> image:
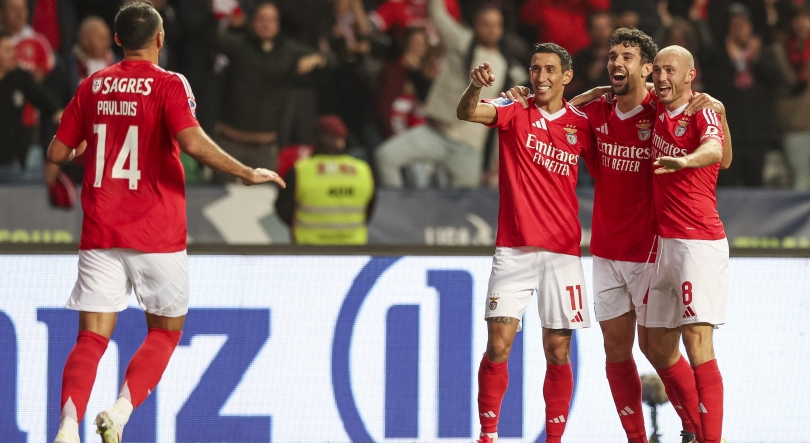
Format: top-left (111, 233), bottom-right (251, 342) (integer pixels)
top-left (786, 37), bottom-right (810, 82)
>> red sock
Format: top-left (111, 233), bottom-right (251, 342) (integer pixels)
top-left (544, 363), bottom-right (574, 443)
top-left (606, 358), bottom-right (648, 443)
top-left (477, 355), bottom-right (508, 434)
top-left (694, 360), bottom-right (723, 443)
top-left (61, 331), bottom-right (109, 422)
top-left (120, 328), bottom-right (181, 407)
top-left (657, 356), bottom-right (702, 441)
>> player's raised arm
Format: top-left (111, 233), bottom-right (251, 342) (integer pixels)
top-left (176, 126), bottom-right (286, 187)
top-left (456, 62), bottom-right (498, 124)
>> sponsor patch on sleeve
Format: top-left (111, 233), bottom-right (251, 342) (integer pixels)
top-left (490, 97), bottom-right (513, 107)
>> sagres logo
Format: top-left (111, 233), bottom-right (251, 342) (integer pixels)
top-left (332, 257), bottom-right (580, 442)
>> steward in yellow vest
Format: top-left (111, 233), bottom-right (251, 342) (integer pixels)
top-left (275, 115), bottom-right (376, 244)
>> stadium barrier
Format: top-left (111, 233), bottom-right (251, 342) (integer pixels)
top-left (2, 186), bottom-right (810, 248)
top-left (0, 249), bottom-right (808, 443)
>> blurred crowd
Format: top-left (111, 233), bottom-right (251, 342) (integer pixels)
top-left (1, 0), bottom-right (810, 193)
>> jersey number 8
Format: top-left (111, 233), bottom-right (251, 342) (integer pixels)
top-left (93, 124), bottom-right (142, 190)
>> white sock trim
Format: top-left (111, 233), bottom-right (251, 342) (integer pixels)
top-left (113, 395), bottom-right (134, 425)
top-left (58, 415), bottom-right (79, 436)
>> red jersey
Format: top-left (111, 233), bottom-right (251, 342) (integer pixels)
top-left (580, 92), bottom-right (657, 263)
top-left (486, 96), bottom-right (595, 256)
top-left (55, 60), bottom-right (200, 252)
top-left (651, 103), bottom-right (725, 240)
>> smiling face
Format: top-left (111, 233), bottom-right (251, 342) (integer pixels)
top-left (652, 47), bottom-right (695, 105)
top-left (608, 42), bottom-right (651, 96)
top-left (530, 52), bottom-right (572, 106)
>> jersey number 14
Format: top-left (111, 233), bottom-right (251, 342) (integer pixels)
top-left (93, 124), bottom-right (141, 190)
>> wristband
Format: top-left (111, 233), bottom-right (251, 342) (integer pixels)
top-left (471, 78), bottom-right (483, 89)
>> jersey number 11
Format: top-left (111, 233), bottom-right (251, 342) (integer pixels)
top-left (93, 124), bottom-right (142, 190)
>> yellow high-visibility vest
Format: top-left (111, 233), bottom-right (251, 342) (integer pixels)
top-left (293, 154), bottom-right (374, 244)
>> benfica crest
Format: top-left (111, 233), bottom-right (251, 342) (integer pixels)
top-left (92, 78), bottom-right (102, 94)
top-left (489, 296), bottom-right (499, 311)
top-left (675, 119), bottom-right (689, 137)
top-left (564, 126), bottom-right (578, 144)
top-left (637, 120), bottom-right (652, 140)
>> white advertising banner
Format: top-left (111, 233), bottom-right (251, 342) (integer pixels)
top-left (0, 255), bottom-right (808, 443)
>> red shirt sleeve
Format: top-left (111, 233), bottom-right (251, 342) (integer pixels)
top-left (55, 87), bottom-right (85, 149)
top-left (163, 73), bottom-right (200, 137)
top-left (483, 97), bottom-right (520, 130)
top-left (695, 108), bottom-right (724, 145)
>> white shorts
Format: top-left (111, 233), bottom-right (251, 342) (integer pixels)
top-left (645, 237), bottom-right (728, 328)
top-left (485, 247), bottom-right (591, 330)
top-left (66, 249), bottom-right (190, 317)
top-left (593, 256), bottom-right (654, 325)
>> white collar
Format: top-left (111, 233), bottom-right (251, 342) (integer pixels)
top-left (614, 102), bottom-right (644, 121)
top-left (536, 103), bottom-right (566, 121)
top-left (665, 103), bottom-right (688, 118)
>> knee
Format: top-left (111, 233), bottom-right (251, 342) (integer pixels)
top-left (544, 342), bottom-right (570, 365)
top-left (644, 344), bottom-right (677, 369)
top-left (603, 334), bottom-right (633, 362)
top-left (486, 338), bottom-right (513, 363)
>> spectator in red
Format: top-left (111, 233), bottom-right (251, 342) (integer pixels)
top-left (374, 26), bottom-right (433, 140)
top-left (370, 0), bottom-right (462, 44)
top-left (519, 0), bottom-right (609, 55)
top-left (1, 0), bottom-right (55, 82)
top-left (1, 0), bottom-right (55, 147)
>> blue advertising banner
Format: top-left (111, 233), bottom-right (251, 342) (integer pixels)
top-left (0, 255), bottom-right (808, 443)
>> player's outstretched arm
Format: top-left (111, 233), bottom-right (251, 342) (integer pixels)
top-left (456, 62), bottom-right (497, 125)
top-left (569, 86), bottom-right (612, 106)
top-left (653, 139), bottom-right (723, 174)
top-left (176, 126), bottom-right (286, 187)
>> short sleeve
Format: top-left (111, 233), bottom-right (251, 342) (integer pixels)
top-left (54, 88), bottom-right (85, 149)
top-left (163, 73), bottom-right (200, 137)
top-left (696, 108), bottom-right (724, 145)
top-left (483, 97), bottom-right (520, 130)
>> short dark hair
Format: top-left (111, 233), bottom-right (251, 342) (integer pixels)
top-left (608, 27), bottom-right (658, 63)
top-left (531, 42), bottom-right (572, 71)
top-left (114, 0), bottom-right (161, 50)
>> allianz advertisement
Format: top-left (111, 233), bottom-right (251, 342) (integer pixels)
top-left (1, 255), bottom-right (808, 443)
